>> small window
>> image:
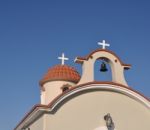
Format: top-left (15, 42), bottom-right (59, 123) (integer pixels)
top-left (62, 86), bottom-right (69, 92)
top-left (61, 84), bottom-right (71, 92)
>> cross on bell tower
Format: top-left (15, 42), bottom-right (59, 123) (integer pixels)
top-left (98, 40), bottom-right (110, 49)
top-left (58, 53), bottom-right (69, 65)
top-left (75, 41), bottom-right (131, 86)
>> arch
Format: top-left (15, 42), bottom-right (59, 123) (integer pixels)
top-left (75, 49), bottom-right (131, 86)
top-left (49, 82), bottom-right (150, 111)
top-left (75, 49), bottom-right (131, 68)
top-left (94, 58), bottom-right (112, 81)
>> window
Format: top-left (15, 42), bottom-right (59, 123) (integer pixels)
top-left (62, 86), bottom-right (69, 92)
top-left (61, 84), bottom-right (71, 92)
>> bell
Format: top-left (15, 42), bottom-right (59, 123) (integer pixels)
top-left (100, 62), bottom-right (108, 72)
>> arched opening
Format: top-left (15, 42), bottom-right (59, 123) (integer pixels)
top-left (62, 86), bottom-right (69, 92)
top-left (61, 84), bottom-right (72, 92)
top-left (94, 58), bottom-right (112, 82)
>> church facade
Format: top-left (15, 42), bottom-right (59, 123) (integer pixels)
top-left (14, 41), bottom-right (150, 130)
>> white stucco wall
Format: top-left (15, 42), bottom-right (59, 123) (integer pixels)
top-left (28, 115), bottom-right (44, 130)
top-left (77, 50), bottom-right (130, 86)
top-left (44, 87), bottom-right (150, 130)
top-left (41, 81), bottom-right (75, 104)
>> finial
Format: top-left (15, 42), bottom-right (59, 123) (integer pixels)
top-left (58, 53), bottom-right (69, 65)
top-left (98, 40), bottom-right (110, 49)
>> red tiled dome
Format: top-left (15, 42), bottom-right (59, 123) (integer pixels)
top-left (40, 65), bottom-right (81, 86)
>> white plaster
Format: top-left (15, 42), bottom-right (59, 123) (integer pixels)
top-left (45, 85), bottom-right (150, 130)
top-left (94, 126), bottom-right (107, 130)
top-left (41, 81), bottom-right (75, 105)
top-left (94, 126), bottom-right (117, 130)
top-left (15, 83), bottom-right (150, 130)
top-left (76, 50), bottom-right (129, 86)
top-left (50, 84), bottom-right (150, 110)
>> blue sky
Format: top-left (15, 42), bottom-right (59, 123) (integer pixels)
top-left (0, 1), bottom-right (150, 130)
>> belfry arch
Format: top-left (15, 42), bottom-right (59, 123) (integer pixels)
top-left (94, 57), bottom-right (112, 81)
top-left (75, 49), bottom-right (131, 86)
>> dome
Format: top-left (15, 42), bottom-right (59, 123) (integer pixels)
top-left (40, 65), bottom-right (81, 86)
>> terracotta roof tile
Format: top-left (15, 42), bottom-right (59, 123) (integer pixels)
top-left (40, 65), bottom-right (81, 86)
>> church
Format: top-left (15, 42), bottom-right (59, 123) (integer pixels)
top-left (14, 40), bottom-right (150, 130)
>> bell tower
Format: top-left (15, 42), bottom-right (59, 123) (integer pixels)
top-left (75, 40), bottom-right (131, 86)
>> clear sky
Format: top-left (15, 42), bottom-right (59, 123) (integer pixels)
top-left (0, 1), bottom-right (150, 130)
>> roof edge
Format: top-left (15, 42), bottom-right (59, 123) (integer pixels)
top-left (75, 49), bottom-right (131, 68)
top-left (39, 78), bottom-right (79, 87)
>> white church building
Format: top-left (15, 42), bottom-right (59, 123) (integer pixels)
top-left (14, 40), bottom-right (150, 130)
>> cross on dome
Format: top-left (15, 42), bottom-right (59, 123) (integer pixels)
top-left (58, 53), bottom-right (69, 65)
top-left (98, 40), bottom-right (110, 49)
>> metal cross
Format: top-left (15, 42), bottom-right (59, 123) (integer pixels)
top-left (98, 40), bottom-right (110, 49)
top-left (58, 53), bottom-right (69, 65)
